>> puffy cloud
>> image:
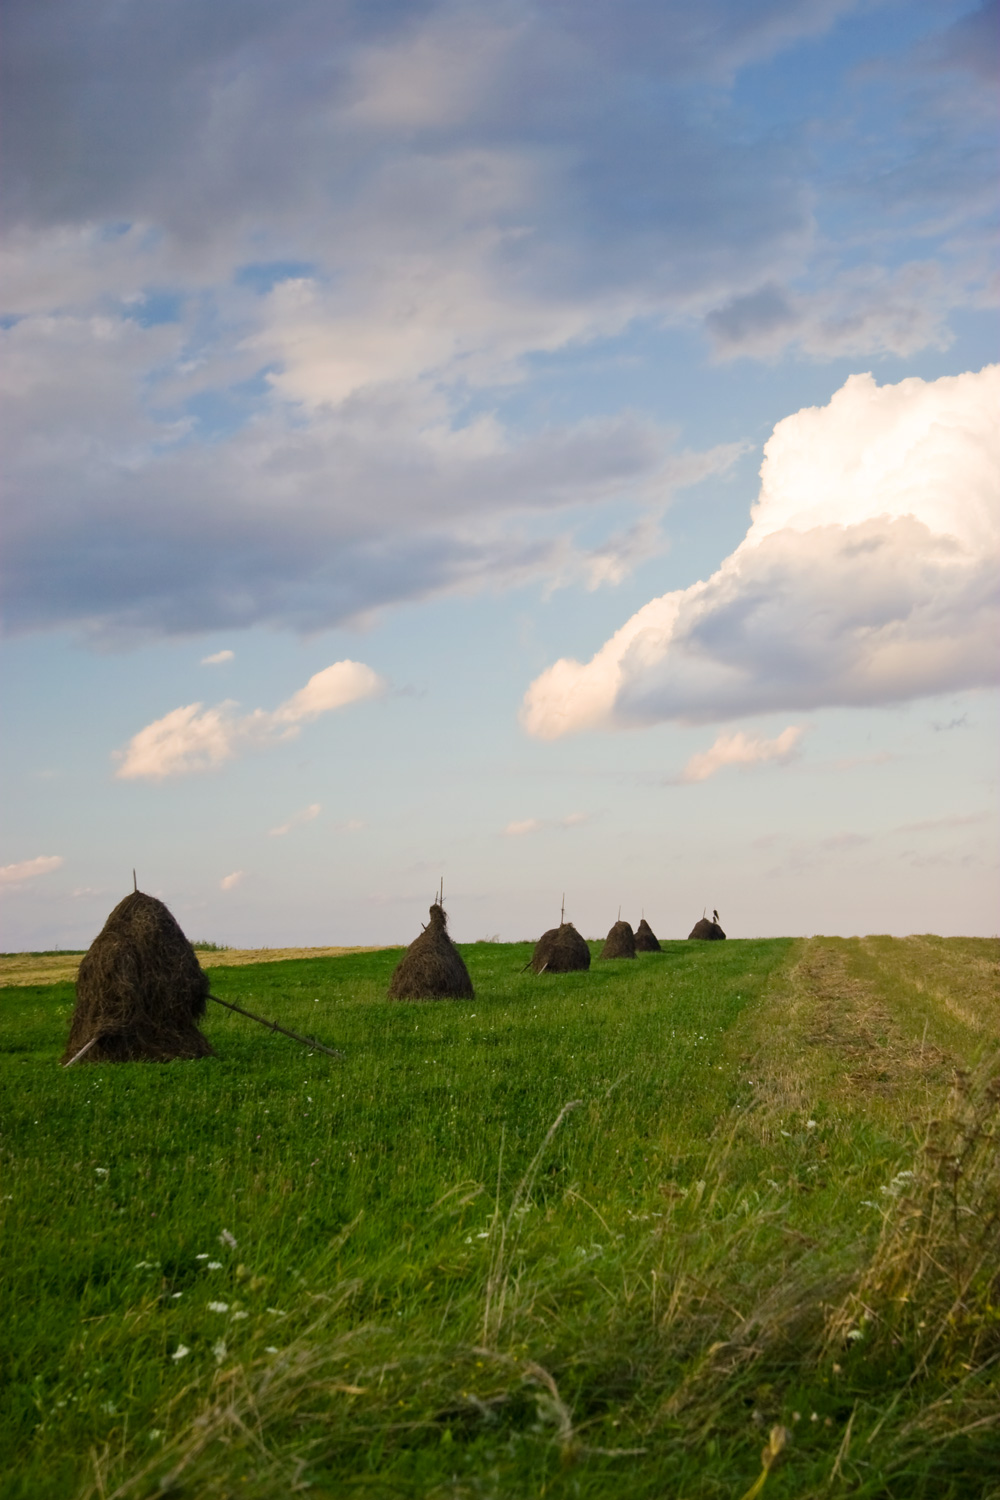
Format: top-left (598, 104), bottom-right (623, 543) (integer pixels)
top-left (269, 803), bottom-right (322, 837)
top-left (0, 855), bottom-right (64, 888)
top-left (677, 726), bottom-right (803, 783)
top-left (202, 650), bottom-right (234, 666)
top-left (220, 871), bottom-right (244, 891)
top-left (522, 366), bottom-right (1000, 737)
top-left (503, 812), bottom-right (588, 836)
top-left (115, 661), bottom-right (384, 780)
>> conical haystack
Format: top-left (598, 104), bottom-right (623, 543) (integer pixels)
top-left (634, 918), bottom-right (661, 952)
top-left (688, 917), bottom-right (726, 940)
top-left (388, 904), bottom-right (474, 1000)
top-left (530, 922), bottom-right (591, 974)
top-left (600, 920), bottom-right (636, 959)
top-left (62, 891), bottom-right (213, 1064)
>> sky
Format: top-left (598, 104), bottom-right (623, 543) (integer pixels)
top-left (1, 0), bottom-right (997, 950)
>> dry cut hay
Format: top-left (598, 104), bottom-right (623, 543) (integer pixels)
top-left (531, 923), bottom-right (591, 974)
top-left (62, 891), bottom-right (213, 1064)
top-left (634, 918), bottom-right (661, 952)
top-left (387, 904), bottom-right (474, 1001)
top-left (688, 917), bottom-right (726, 941)
top-left (600, 920), bottom-right (636, 959)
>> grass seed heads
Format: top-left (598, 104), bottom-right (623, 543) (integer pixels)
top-left (387, 903), bottom-right (474, 1001)
top-left (530, 922), bottom-right (591, 974)
top-left (634, 917), bottom-right (662, 952)
top-left (689, 916), bottom-right (726, 940)
top-left (62, 890), bottom-right (213, 1064)
top-left (600, 919), bottom-right (636, 959)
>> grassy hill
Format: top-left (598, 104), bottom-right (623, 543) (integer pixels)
top-left (1, 937), bottom-right (997, 1499)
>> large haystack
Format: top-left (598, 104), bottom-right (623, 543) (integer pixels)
top-left (688, 916), bottom-right (726, 941)
top-left (62, 891), bottom-right (213, 1064)
top-left (600, 920), bottom-right (636, 959)
top-left (530, 923), bottom-right (591, 974)
top-left (388, 904), bottom-right (474, 1000)
top-left (634, 918), bottom-right (661, 952)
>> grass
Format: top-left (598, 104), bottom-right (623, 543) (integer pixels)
top-left (1, 937), bottom-right (997, 1499)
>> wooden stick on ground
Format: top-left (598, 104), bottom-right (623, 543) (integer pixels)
top-left (207, 994), bottom-right (343, 1059)
top-left (63, 1035), bottom-right (100, 1068)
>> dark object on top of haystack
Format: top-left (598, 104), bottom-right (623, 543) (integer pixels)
top-left (634, 918), bottom-right (661, 952)
top-left (530, 922), bottom-right (591, 974)
top-left (688, 908), bottom-right (726, 940)
top-left (600, 919), bottom-right (636, 959)
top-left (388, 903), bottom-right (474, 1000)
top-left (62, 890), bottom-right (213, 1065)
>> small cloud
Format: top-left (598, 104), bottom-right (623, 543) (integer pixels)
top-left (220, 871), bottom-right (244, 891)
top-left (677, 726), bottom-right (804, 783)
top-left (503, 812), bottom-right (588, 836)
top-left (0, 855), bottom-right (64, 888)
top-left (114, 660), bottom-right (385, 780)
top-left (201, 650), bottom-right (235, 666)
top-left (269, 803), bottom-right (322, 837)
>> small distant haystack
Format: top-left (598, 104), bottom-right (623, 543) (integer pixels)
top-left (62, 891), bottom-right (213, 1064)
top-left (634, 918), bottom-right (661, 952)
top-left (388, 904), bottom-right (474, 1000)
top-left (600, 920), bottom-right (636, 959)
top-left (688, 914), bottom-right (726, 940)
top-left (530, 923), bottom-right (591, 974)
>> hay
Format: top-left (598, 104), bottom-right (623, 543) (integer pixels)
top-left (387, 904), bottom-right (474, 1001)
top-left (688, 917), bottom-right (726, 941)
top-left (62, 891), bottom-right (213, 1064)
top-left (634, 918), bottom-right (661, 952)
top-left (600, 920), bottom-right (636, 959)
top-left (530, 923), bottom-right (591, 974)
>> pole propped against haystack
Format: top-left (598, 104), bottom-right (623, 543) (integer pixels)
top-left (600, 919), bottom-right (636, 959)
top-left (62, 890), bottom-right (214, 1064)
top-left (529, 921), bottom-right (591, 973)
top-left (388, 900), bottom-right (474, 1000)
top-left (634, 917), bottom-right (661, 952)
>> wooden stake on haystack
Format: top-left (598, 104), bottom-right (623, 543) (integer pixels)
top-left (207, 994), bottom-right (342, 1059)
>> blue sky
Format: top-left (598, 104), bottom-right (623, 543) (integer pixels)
top-left (2, 0), bottom-right (997, 949)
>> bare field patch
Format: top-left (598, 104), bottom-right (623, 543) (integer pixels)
top-left (0, 945), bottom-right (389, 988)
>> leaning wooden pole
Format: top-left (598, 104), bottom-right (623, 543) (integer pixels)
top-left (207, 994), bottom-right (342, 1059)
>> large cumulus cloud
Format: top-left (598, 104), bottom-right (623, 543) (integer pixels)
top-left (520, 366), bottom-right (1000, 736)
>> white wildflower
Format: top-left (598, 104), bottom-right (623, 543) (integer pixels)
top-left (195, 1253), bottom-right (209, 1260)
top-left (231, 1310), bottom-right (249, 1321)
top-left (207, 1261), bottom-right (223, 1270)
top-left (219, 1229), bottom-right (237, 1249)
top-left (207, 1302), bottom-right (229, 1313)
top-left (213, 1339), bottom-right (227, 1364)
top-left (265, 1346), bottom-right (279, 1354)
top-left (806, 1120), bottom-right (817, 1130)
top-left (95, 1167), bottom-right (109, 1176)
top-left (171, 1345), bottom-right (190, 1360)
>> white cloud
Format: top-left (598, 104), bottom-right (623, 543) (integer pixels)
top-left (677, 725), bottom-right (803, 782)
top-left (0, 854), bottom-right (64, 888)
top-left (269, 803), bottom-right (322, 837)
top-left (504, 818), bottom-right (542, 837)
top-left (503, 812), bottom-right (588, 836)
top-left (202, 649), bottom-right (234, 666)
top-left (521, 366), bottom-right (1000, 737)
top-left (220, 871), bottom-right (243, 891)
top-left (114, 661), bottom-right (384, 780)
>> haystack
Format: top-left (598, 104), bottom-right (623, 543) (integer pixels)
top-left (388, 904), bottom-right (474, 1001)
top-left (634, 918), bottom-right (661, 952)
top-left (530, 922), bottom-right (591, 974)
top-left (62, 891), bottom-right (213, 1064)
top-left (688, 916), bottom-right (726, 941)
top-left (600, 920), bottom-right (636, 959)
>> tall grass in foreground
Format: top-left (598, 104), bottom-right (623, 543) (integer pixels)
top-left (1, 938), bottom-right (997, 1499)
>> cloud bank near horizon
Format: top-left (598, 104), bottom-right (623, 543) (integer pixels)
top-left (521, 366), bottom-right (1000, 737)
top-left (115, 661), bottom-right (384, 780)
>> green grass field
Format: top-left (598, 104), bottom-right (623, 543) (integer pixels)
top-left (1, 937), bottom-right (998, 1499)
